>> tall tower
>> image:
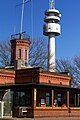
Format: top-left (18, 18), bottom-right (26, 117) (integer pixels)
top-left (43, 0), bottom-right (61, 72)
top-left (10, 33), bottom-right (30, 69)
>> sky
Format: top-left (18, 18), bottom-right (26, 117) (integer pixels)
top-left (0, 0), bottom-right (80, 60)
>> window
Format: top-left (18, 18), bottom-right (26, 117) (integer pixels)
top-left (15, 92), bottom-right (20, 106)
top-left (18, 49), bottom-right (21, 59)
top-left (20, 92), bottom-right (25, 106)
top-left (46, 92), bottom-right (51, 106)
top-left (26, 93), bottom-right (31, 106)
top-left (14, 90), bottom-right (32, 106)
top-left (57, 93), bottom-right (62, 106)
top-left (25, 50), bottom-right (27, 60)
top-left (57, 93), bottom-right (61, 102)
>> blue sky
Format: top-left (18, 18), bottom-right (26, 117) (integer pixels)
top-left (0, 0), bottom-right (80, 60)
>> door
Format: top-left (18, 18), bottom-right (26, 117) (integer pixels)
top-left (2, 89), bottom-right (12, 116)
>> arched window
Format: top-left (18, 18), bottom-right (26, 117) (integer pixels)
top-left (18, 49), bottom-right (21, 59)
top-left (12, 49), bottom-right (15, 60)
top-left (25, 50), bottom-right (27, 60)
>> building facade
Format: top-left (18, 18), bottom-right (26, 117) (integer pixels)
top-left (0, 33), bottom-right (79, 118)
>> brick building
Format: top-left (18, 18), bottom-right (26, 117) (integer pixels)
top-left (0, 33), bottom-right (80, 118)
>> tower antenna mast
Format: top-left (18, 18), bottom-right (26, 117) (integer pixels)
top-left (49, 0), bottom-right (55, 9)
top-left (16, 0), bottom-right (31, 38)
top-left (43, 0), bottom-right (61, 72)
top-left (20, 0), bottom-right (31, 34)
top-left (20, 0), bottom-right (24, 34)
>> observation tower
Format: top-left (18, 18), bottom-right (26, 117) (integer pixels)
top-left (43, 0), bottom-right (61, 72)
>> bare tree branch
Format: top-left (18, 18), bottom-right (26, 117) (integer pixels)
top-left (0, 40), bottom-right (11, 67)
top-left (29, 38), bottom-right (48, 69)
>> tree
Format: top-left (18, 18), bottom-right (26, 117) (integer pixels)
top-left (56, 59), bottom-right (73, 86)
top-left (0, 40), bottom-right (11, 67)
top-left (56, 58), bottom-right (80, 87)
top-left (29, 38), bottom-right (48, 69)
top-left (73, 56), bottom-right (80, 87)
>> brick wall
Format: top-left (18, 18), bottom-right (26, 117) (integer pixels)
top-left (12, 107), bottom-right (80, 118)
top-left (0, 69), bottom-right (15, 84)
top-left (39, 72), bottom-right (71, 86)
top-left (34, 109), bottom-right (80, 118)
top-left (15, 67), bottom-right (71, 86)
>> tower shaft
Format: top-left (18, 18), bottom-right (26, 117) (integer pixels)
top-left (48, 35), bottom-right (56, 72)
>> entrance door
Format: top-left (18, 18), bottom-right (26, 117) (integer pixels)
top-left (2, 90), bottom-right (12, 116)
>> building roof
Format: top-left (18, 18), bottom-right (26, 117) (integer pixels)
top-left (0, 82), bottom-right (80, 93)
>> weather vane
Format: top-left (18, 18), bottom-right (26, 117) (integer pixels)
top-left (49, 0), bottom-right (55, 9)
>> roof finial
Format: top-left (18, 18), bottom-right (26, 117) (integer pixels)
top-left (49, 0), bottom-right (55, 9)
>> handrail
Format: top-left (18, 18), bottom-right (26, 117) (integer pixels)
top-left (11, 32), bottom-right (30, 40)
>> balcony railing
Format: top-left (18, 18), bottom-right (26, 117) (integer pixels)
top-left (11, 32), bottom-right (30, 40)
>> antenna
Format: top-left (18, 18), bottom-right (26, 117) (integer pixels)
top-left (49, 0), bottom-right (55, 9)
top-left (21, 0), bottom-right (24, 34)
top-left (16, 0), bottom-right (31, 38)
top-left (44, 0), bottom-right (61, 72)
top-left (31, 0), bottom-right (33, 41)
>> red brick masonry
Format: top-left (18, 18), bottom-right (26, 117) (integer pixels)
top-left (34, 109), bottom-right (80, 118)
